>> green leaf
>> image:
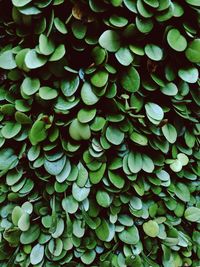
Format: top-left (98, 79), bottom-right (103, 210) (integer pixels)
top-left (167, 28), bottom-right (187, 52)
top-left (81, 250), bottom-right (96, 265)
top-left (72, 183), bottom-right (90, 202)
top-left (106, 126), bottom-right (124, 145)
top-left (12, 206), bottom-right (23, 226)
top-left (20, 225), bottom-right (40, 244)
top-left (54, 17), bottom-right (68, 34)
top-left (184, 207), bottom-right (200, 222)
top-left (99, 30), bottom-right (121, 52)
top-left (128, 152), bottom-right (142, 173)
top-left (109, 15), bottom-right (128, 27)
top-left (69, 119), bottom-right (91, 141)
top-left (29, 120), bottom-right (47, 145)
top-left (39, 86), bottom-right (58, 100)
top-left (170, 159), bottom-right (182, 172)
top-left (177, 153), bottom-right (189, 166)
top-left (25, 50), bottom-right (47, 69)
top-left (144, 0), bottom-right (159, 8)
top-left (142, 154), bottom-right (154, 173)
top-left (62, 196), bottom-right (78, 214)
top-left (49, 44), bottom-right (66, 61)
top-left (115, 47), bottom-right (133, 66)
top-left (0, 148), bottom-right (18, 171)
top-left (108, 170), bottom-right (125, 189)
top-left (44, 156), bottom-right (66, 176)
top-left (178, 67), bottom-right (199, 83)
top-left (96, 190), bottom-right (111, 207)
top-left (30, 244), bottom-right (44, 265)
top-left (185, 0), bottom-right (200, 6)
top-left (18, 213), bottom-right (30, 231)
top-left (95, 219), bottom-right (110, 241)
top-left (145, 44), bottom-right (163, 61)
top-left (145, 102), bottom-right (164, 121)
top-left (61, 76), bottom-right (79, 97)
top-left (120, 66), bottom-right (140, 92)
top-left (185, 39), bottom-right (200, 63)
top-left (130, 131), bottom-right (148, 146)
top-left (81, 82), bottom-right (99, 105)
top-left (0, 50), bottom-right (17, 70)
top-left (143, 220), bottom-right (159, 237)
top-left (77, 108), bottom-right (96, 124)
top-left (162, 124), bottom-right (177, 143)
top-left (91, 70), bottom-right (109, 87)
top-left (175, 182), bottom-right (190, 202)
top-left (21, 77), bottom-right (40, 96)
top-left (12, 0), bottom-right (32, 7)
top-left (1, 122), bottom-right (21, 139)
top-left (161, 82), bottom-right (178, 96)
top-left (39, 34), bottom-right (55, 56)
top-left (118, 226), bottom-right (140, 244)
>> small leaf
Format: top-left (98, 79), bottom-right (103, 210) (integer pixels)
top-left (1, 122), bottom-right (21, 139)
top-left (29, 120), bottom-right (47, 145)
top-left (185, 39), bottom-right (200, 63)
top-left (21, 77), bottom-right (40, 96)
top-left (178, 67), bottom-right (198, 83)
top-left (91, 70), bottom-right (109, 87)
top-left (72, 183), bottom-right (90, 202)
top-left (145, 44), bottom-right (163, 61)
top-left (18, 213), bottom-right (30, 231)
top-left (184, 207), bottom-right (200, 222)
top-left (162, 124), bottom-right (177, 144)
top-left (106, 126), bottom-right (124, 145)
top-left (118, 226), bottom-right (140, 244)
top-left (44, 156), bottom-right (66, 176)
top-left (99, 30), bottom-right (121, 52)
top-left (143, 220), bottom-right (159, 237)
top-left (69, 119), bottom-right (91, 141)
top-left (167, 28), bottom-right (187, 52)
top-left (120, 66), bottom-right (140, 92)
top-left (39, 86), bottom-right (58, 100)
top-left (25, 50), bottom-right (47, 69)
top-left (0, 50), bottom-right (17, 70)
top-left (81, 82), bottom-right (99, 105)
top-left (39, 34), bottom-right (55, 55)
top-left (30, 244), bottom-right (44, 265)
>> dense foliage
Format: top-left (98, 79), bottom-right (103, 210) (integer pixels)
top-left (0, 0), bottom-right (200, 266)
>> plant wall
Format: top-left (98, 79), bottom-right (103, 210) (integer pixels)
top-left (0, 0), bottom-right (200, 266)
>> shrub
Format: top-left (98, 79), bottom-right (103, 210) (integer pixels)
top-left (0, 0), bottom-right (199, 266)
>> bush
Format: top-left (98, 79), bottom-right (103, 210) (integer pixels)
top-left (0, 0), bottom-right (200, 266)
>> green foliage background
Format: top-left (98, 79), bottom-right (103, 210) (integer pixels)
top-left (0, 0), bottom-right (199, 266)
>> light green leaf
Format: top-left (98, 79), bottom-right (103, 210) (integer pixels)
top-left (178, 67), bottom-right (198, 83)
top-left (29, 120), bottom-right (47, 145)
top-left (106, 126), bottom-right (124, 145)
top-left (1, 122), bottom-right (21, 139)
top-left (185, 39), bottom-right (200, 63)
top-left (21, 77), bottom-right (40, 96)
top-left (120, 66), bottom-right (140, 92)
top-left (118, 226), bottom-right (140, 244)
top-left (0, 50), bottom-right (17, 70)
top-left (39, 86), bottom-right (58, 100)
top-left (99, 30), bottom-right (121, 52)
top-left (143, 220), bottom-right (159, 237)
top-left (39, 34), bottom-right (55, 56)
top-left (30, 244), bottom-right (44, 265)
top-left (167, 28), bottom-right (187, 52)
top-left (145, 44), bottom-right (163, 61)
top-left (81, 82), bottom-right (99, 105)
top-left (184, 207), bottom-right (200, 222)
top-left (162, 124), bottom-right (177, 144)
top-left (25, 50), bottom-right (47, 69)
